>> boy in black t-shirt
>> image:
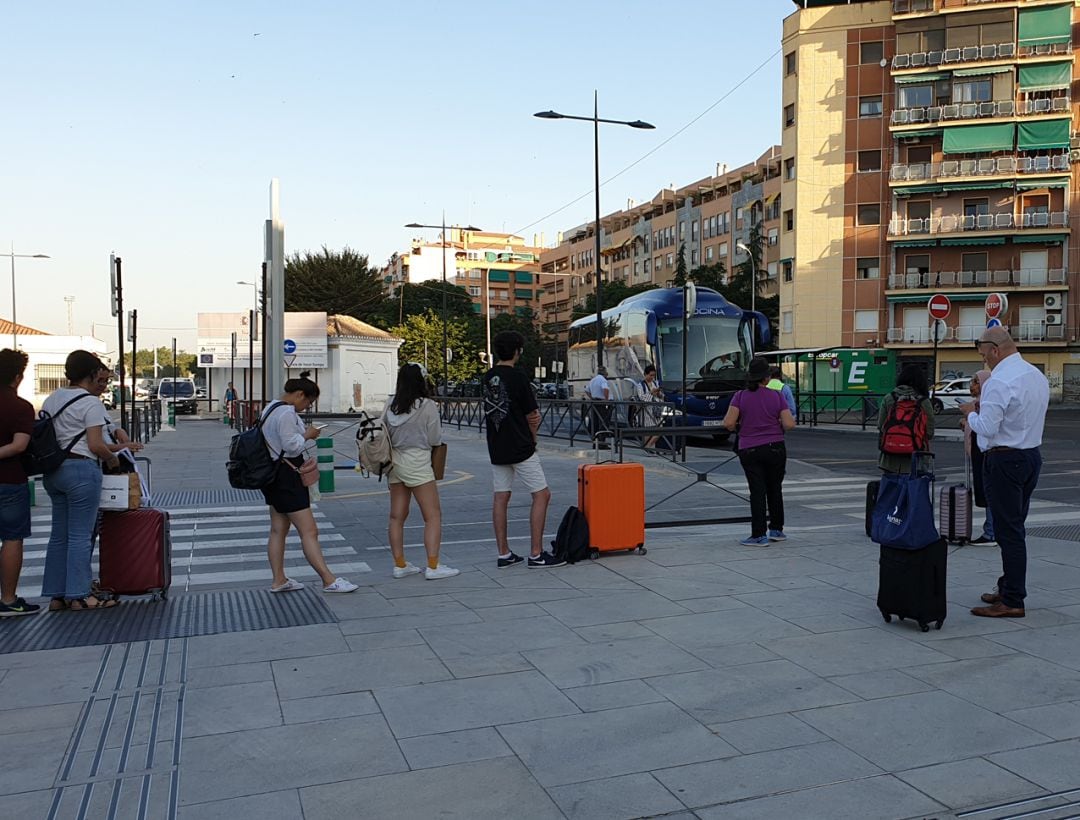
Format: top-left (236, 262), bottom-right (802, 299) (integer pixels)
top-left (482, 331), bottom-right (564, 568)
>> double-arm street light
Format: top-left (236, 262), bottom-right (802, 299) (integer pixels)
top-left (404, 218), bottom-right (482, 392)
top-left (535, 93), bottom-right (654, 370)
top-left (2, 246), bottom-right (51, 347)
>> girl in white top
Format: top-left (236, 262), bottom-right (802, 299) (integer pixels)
top-left (259, 371), bottom-right (357, 595)
top-left (384, 363), bottom-right (458, 580)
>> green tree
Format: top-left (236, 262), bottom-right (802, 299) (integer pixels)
top-left (572, 280), bottom-right (658, 318)
top-left (391, 309), bottom-right (480, 382)
top-left (285, 246), bottom-right (383, 317)
top-left (672, 243), bottom-right (689, 287)
top-left (367, 280), bottom-right (474, 331)
top-left (686, 261), bottom-right (727, 293)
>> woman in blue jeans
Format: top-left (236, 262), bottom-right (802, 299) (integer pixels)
top-left (722, 356), bottom-right (797, 547)
top-left (41, 350), bottom-right (122, 610)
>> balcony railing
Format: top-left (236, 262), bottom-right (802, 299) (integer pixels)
top-left (893, 41), bottom-right (1071, 69)
top-left (889, 153), bottom-right (1070, 182)
top-left (887, 323), bottom-right (1065, 343)
top-left (888, 211), bottom-right (1069, 235)
top-left (891, 97), bottom-right (1070, 126)
top-left (886, 268), bottom-right (1067, 289)
top-left (894, 0), bottom-right (1060, 14)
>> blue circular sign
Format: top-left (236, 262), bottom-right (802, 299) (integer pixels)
top-left (283, 338), bottom-right (297, 354)
top-left (986, 318), bottom-right (1002, 329)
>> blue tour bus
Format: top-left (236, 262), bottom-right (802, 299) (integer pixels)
top-left (566, 287), bottom-right (771, 429)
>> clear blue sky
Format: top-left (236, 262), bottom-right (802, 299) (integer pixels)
top-left (2, 0), bottom-right (794, 351)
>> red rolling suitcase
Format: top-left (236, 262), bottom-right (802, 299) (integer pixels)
top-left (577, 462), bottom-right (646, 558)
top-left (98, 508), bottom-right (172, 599)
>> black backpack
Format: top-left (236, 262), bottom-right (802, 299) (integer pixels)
top-left (551, 506), bottom-right (591, 564)
top-left (23, 393), bottom-right (97, 476)
top-left (226, 402), bottom-right (288, 489)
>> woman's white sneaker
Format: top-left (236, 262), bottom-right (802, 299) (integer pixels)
top-left (392, 563), bottom-right (422, 579)
top-left (322, 578), bottom-right (359, 593)
top-left (425, 565), bottom-right (460, 580)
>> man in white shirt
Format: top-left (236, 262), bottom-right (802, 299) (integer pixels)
top-left (959, 327), bottom-right (1048, 618)
top-left (586, 366), bottom-right (612, 444)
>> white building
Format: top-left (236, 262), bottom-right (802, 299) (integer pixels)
top-left (323, 315), bottom-right (402, 413)
top-left (1, 318), bottom-right (110, 408)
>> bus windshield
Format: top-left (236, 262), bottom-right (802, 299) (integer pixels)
top-left (656, 316), bottom-right (752, 385)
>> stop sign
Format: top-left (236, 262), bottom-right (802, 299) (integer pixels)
top-left (928, 294), bottom-right (952, 320)
top-left (985, 292), bottom-right (1008, 319)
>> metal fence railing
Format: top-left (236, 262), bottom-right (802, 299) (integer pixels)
top-left (130, 400), bottom-right (163, 444)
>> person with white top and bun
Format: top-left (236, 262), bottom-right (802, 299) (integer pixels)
top-left (260, 371), bottom-right (358, 594)
top-left (960, 327), bottom-right (1049, 618)
top-left (384, 363), bottom-right (459, 580)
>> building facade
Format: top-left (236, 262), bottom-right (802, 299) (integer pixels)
top-left (537, 149), bottom-right (784, 348)
top-left (1, 319), bottom-right (109, 409)
top-left (783, 0), bottom-right (1080, 400)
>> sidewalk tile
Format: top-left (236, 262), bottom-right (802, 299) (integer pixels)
top-left (441, 652), bottom-right (534, 679)
top-left (563, 680), bottom-right (668, 712)
top-left (299, 758), bottom-right (563, 820)
top-left (923, 636), bottom-right (1019, 660)
top-left (280, 691), bottom-right (379, 724)
top-left (449, 588), bottom-right (587, 609)
top-left (186, 661), bottom-right (273, 690)
top-left (708, 713), bottom-right (829, 754)
top-left (186, 624), bottom-right (349, 668)
top-left (375, 670), bottom-right (578, 738)
top-left (632, 575), bottom-right (774, 599)
top-left (2, 789), bottom-right (54, 816)
top-left (336, 609), bottom-right (481, 635)
top-left (990, 623), bottom-right (1080, 671)
top-left (574, 622), bottom-right (656, 642)
top-left (905, 654), bottom-right (1080, 712)
top-left (523, 636), bottom-right (707, 688)
top-left (548, 773), bottom-right (684, 820)
top-left (0, 669), bottom-right (97, 709)
top-left (798, 691), bottom-right (1049, 769)
top-left (647, 660), bottom-right (858, 724)
top-left (272, 644), bottom-right (451, 699)
top-left (640, 608), bottom-right (810, 649)
top-left (0, 727), bottom-right (73, 795)
top-left (0, 700), bottom-right (84, 733)
top-left (537, 590), bottom-right (692, 627)
top-left (0, 645), bottom-right (106, 671)
top-left (989, 739), bottom-right (1080, 791)
top-left (179, 789), bottom-right (303, 820)
top-left (499, 702), bottom-right (738, 787)
top-left (654, 740), bottom-right (880, 808)
top-left (398, 727), bottom-right (513, 769)
top-left (693, 774), bottom-right (944, 820)
top-left (762, 628), bottom-right (953, 676)
top-left (681, 642), bottom-right (780, 669)
top-left (343, 629), bottom-right (425, 652)
top-left (179, 715), bottom-right (407, 805)
top-left (183, 680), bottom-right (282, 738)
top-left (475, 603), bottom-right (548, 622)
top-left (419, 616), bottom-right (584, 660)
top-left (1004, 702), bottom-right (1080, 741)
top-left (897, 758), bottom-right (1046, 810)
top-left (827, 669), bottom-right (934, 700)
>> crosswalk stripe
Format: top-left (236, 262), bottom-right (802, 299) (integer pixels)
top-left (169, 522), bottom-right (335, 537)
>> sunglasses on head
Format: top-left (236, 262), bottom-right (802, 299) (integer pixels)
top-left (974, 340), bottom-right (998, 350)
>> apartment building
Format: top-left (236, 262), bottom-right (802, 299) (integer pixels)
top-left (783, 0), bottom-right (1080, 400)
top-left (538, 149), bottom-right (784, 346)
top-left (382, 230), bottom-right (543, 320)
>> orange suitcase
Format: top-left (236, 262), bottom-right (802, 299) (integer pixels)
top-left (577, 463), bottom-right (647, 558)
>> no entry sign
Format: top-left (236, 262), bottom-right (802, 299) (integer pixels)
top-left (985, 292), bottom-right (1008, 319)
top-left (928, 294), bottom-right (952, 320)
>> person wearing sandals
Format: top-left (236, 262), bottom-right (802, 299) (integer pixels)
top-left (384, 363), bottom-right (458, 580)
top-left (260, 371), bottom-right (358, 595)
top-left (41, 350), bottom-right (122, 610)
top-left (0, 349), bottom-right (41, 616)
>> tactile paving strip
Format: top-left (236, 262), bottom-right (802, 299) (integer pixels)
top-left (1028, 524), bottom-right (1080, 543)
top-left (148, 489), bottom-right (264, 508)
top-left (0, 588), bottom-right (337, 655)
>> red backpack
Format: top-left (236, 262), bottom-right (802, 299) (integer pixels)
top-left (879, 392), bottom-right (928, 455)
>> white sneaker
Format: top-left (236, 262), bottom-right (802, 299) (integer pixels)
top-left (392, 563), bottom-right (422, 579)
top-left (425, 564), bottom-right (460, 580)
top-left (270, 578), bottom-right (305, 593)
top-left (322, 577), bottom-right (359, 593)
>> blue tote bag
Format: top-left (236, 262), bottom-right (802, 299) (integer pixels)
top-left (871, 456), bottom-right (939, 550)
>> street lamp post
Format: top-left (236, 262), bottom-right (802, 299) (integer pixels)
top-left (735, 241), bottom-right (757, 316)
top-left (404, 219), bottom-right (481, 393)
top-left (1, 246), bottom-right (51, 347)
top-left (237, 280), bottom-right (259, 403)
top-left (535, 94), bottom-right (654, 370)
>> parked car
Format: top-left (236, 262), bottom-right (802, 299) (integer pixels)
top-left (134, 379), bottom-right (157, 401)
top-left (158, 378), bottom-right (198, 414)
top-left (540, 382), bottom-right (569, 399)
top-left (931, 377), bottom-right (972, 413)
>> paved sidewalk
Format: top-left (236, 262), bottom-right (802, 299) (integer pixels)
top-left (2, 419), bottom-right (1079, 819)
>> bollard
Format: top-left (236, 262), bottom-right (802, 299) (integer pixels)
top-left (317, 436), bottom-right (334, 493)
top-left (28, 477), bottom-right (36, 507)
top-left (167, 402), bottom-right (176, 426)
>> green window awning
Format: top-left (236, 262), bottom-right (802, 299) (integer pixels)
top-left (893, 240), bottom-right (939, 248)
top-left (487, 270), bottom-right (510, 283)
top-left (1018, 3), bottom-right (1073, 46)
top-left (894, 185), bottom-right (942, 196)
top-left (1013, 233), bottom-right (1067, 244)
top-left (895, 73), bottom-right (949, 84)
top-left (895, 128), bottom-right (943, 138)
top-left (514, 272), bottom-right (533, 283)
top-left (514, 289), bottom-right (532, 299)
top-left (940, 237), bottom-right (1008, 246)
top-left (942, 181), bottom-right (1015, 192)
top-left (1018, 118), bottom-right (1071, 151)
top-left (1019, 62), bottom-right (1073, 92)
top-left (952, 66), bottom-right (1013, 77)
top-left (942, 123), bottom-right (1015, 154)
top-left (1016, 179), bottom-right (1070, 190)
top-left (888, 293), bottom-right (998, 303)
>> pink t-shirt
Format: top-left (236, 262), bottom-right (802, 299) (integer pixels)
top-left (731, 387), bottom-right (787, 449)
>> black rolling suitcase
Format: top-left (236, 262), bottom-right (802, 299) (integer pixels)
top-left (878, 538), bottom-right (947, 632)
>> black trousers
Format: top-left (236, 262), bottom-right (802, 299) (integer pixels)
top-left (984, 447), bottom-right (1041, 609)
top-left (738, 442), bottom-right (787, 538)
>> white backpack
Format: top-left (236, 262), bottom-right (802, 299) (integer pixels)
top-left (356, 411), bottom-right (393, 480)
